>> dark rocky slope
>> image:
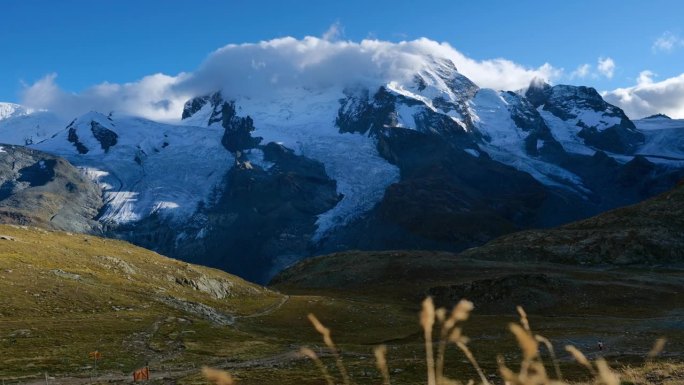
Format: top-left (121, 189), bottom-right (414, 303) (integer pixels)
top-left (461, 179), bottom-right (684, 265)
top-left (0, 145), bottom-right (102, 233)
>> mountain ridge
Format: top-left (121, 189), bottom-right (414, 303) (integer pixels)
top-left (1, 57), bottom-right (684, 281)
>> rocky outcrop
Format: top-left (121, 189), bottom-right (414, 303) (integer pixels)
top-left (90, 121), bottom-right (118, 152)
top-left (96, 255), bottom-right (138, 276)
top-left (336, 86), bottom-right (397, 135)
top-left (67, 125), bottom-right (89, 154)
top-left (183, 143), bottom-right (341, 282)
top-left (0, 145), bottom-right (102, 233)
top-left (171, 274), bottom-right (234, 300)
top-left (182, 95), bottom-right (210, 120)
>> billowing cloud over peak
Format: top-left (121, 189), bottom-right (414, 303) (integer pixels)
top-left (20, 37), bottom-right (560, 121)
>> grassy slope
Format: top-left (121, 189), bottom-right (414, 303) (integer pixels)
top-left (0, 225), bottom-right (430, 384)
top-left (271, 250), bottom-right (684, 373)
top-left (0, 224), bottom-right (284, 378)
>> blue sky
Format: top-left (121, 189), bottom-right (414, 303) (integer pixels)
top-left (3, 0), bottom-right (684, 117)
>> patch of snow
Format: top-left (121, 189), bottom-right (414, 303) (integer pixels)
top-left (537, 107), bottom-right (596, 156)
top-left (464, 148), bottom-right (479, 157)
top-left (635, 117), bottom-right (684, 131)
top-left (387, 81), bottom-right (435, 110)
top-left (572, 108), bottom-right (621, 131)
top-left (472, 89), bottom-right (529, 148)
top-left (244, 148), bottom-right (274, 170)
top-left (394, 103), bottom-right (422, 129)
top-left (195, 227), bottom-right (208, 240)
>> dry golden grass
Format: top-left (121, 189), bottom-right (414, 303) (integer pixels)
top-left (202, 297), bottom-right (677, 385)
top-left (620, 361), bottom-right (684, 385)
top-left (202, 367), bottom-right (235, 385)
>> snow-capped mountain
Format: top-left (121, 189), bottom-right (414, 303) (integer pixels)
top-left (0, 103), bottom-right (66, 145)
top-left (0, 103), bottom-right (30, 120)
top-left (633, 114), bottom-right (684, 160)
top-left (1, 56), bottom-right (683, 282)
top-left (32, 111), bottom-right (234, 225)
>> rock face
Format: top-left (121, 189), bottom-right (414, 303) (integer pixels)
top-left (67, 126), bottom-right (89, 154)
top-left (90, 121), bottom-right (118, 152)
top-left (0, 145), bottom-right (102, 233)
top-left (204, 93), bottom-right (263, 152)
top-left (181, 143), bottom-right (341, 282)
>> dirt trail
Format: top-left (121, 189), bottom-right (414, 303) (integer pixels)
top-left (241, 295), bottom-right (290, 319)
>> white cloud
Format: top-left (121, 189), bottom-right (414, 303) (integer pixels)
top-left (174, 37), bottom-right (562, 96)
top-left (22, 72), bottom-right (190, 121)
top-left (322, 22), bottom-right (344, 41)
top-left (597, 57), bottom-right (615, 79)
top-left (652, 32), bottom-right (684, 53)
top-left (21, 36), bottom-right (561, 120)
top-left (637, 70), bottom-right (655, 86)
top-left (603, 71), bottom-right (684, 119)
top-left (571, 63), bottom-right (591, 79)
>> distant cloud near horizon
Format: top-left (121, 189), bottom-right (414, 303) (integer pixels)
top-left (570, 63), bottom-right (591, 79)
top-left (603, 71), bottom-right (684, 119)
top-left (569, 57), bottom-right (616, 80)
top-left (652, 32), bottom-right (684, 53)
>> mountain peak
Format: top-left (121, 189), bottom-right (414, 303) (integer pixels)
top-left (528, 77), bottom-right (550, 90)
top-left (524, 78), bottom-right (551, 107)
top-left (0, 102), bottom-right (32, 121)
top-left (643, 113), bottom-right (672, 120)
